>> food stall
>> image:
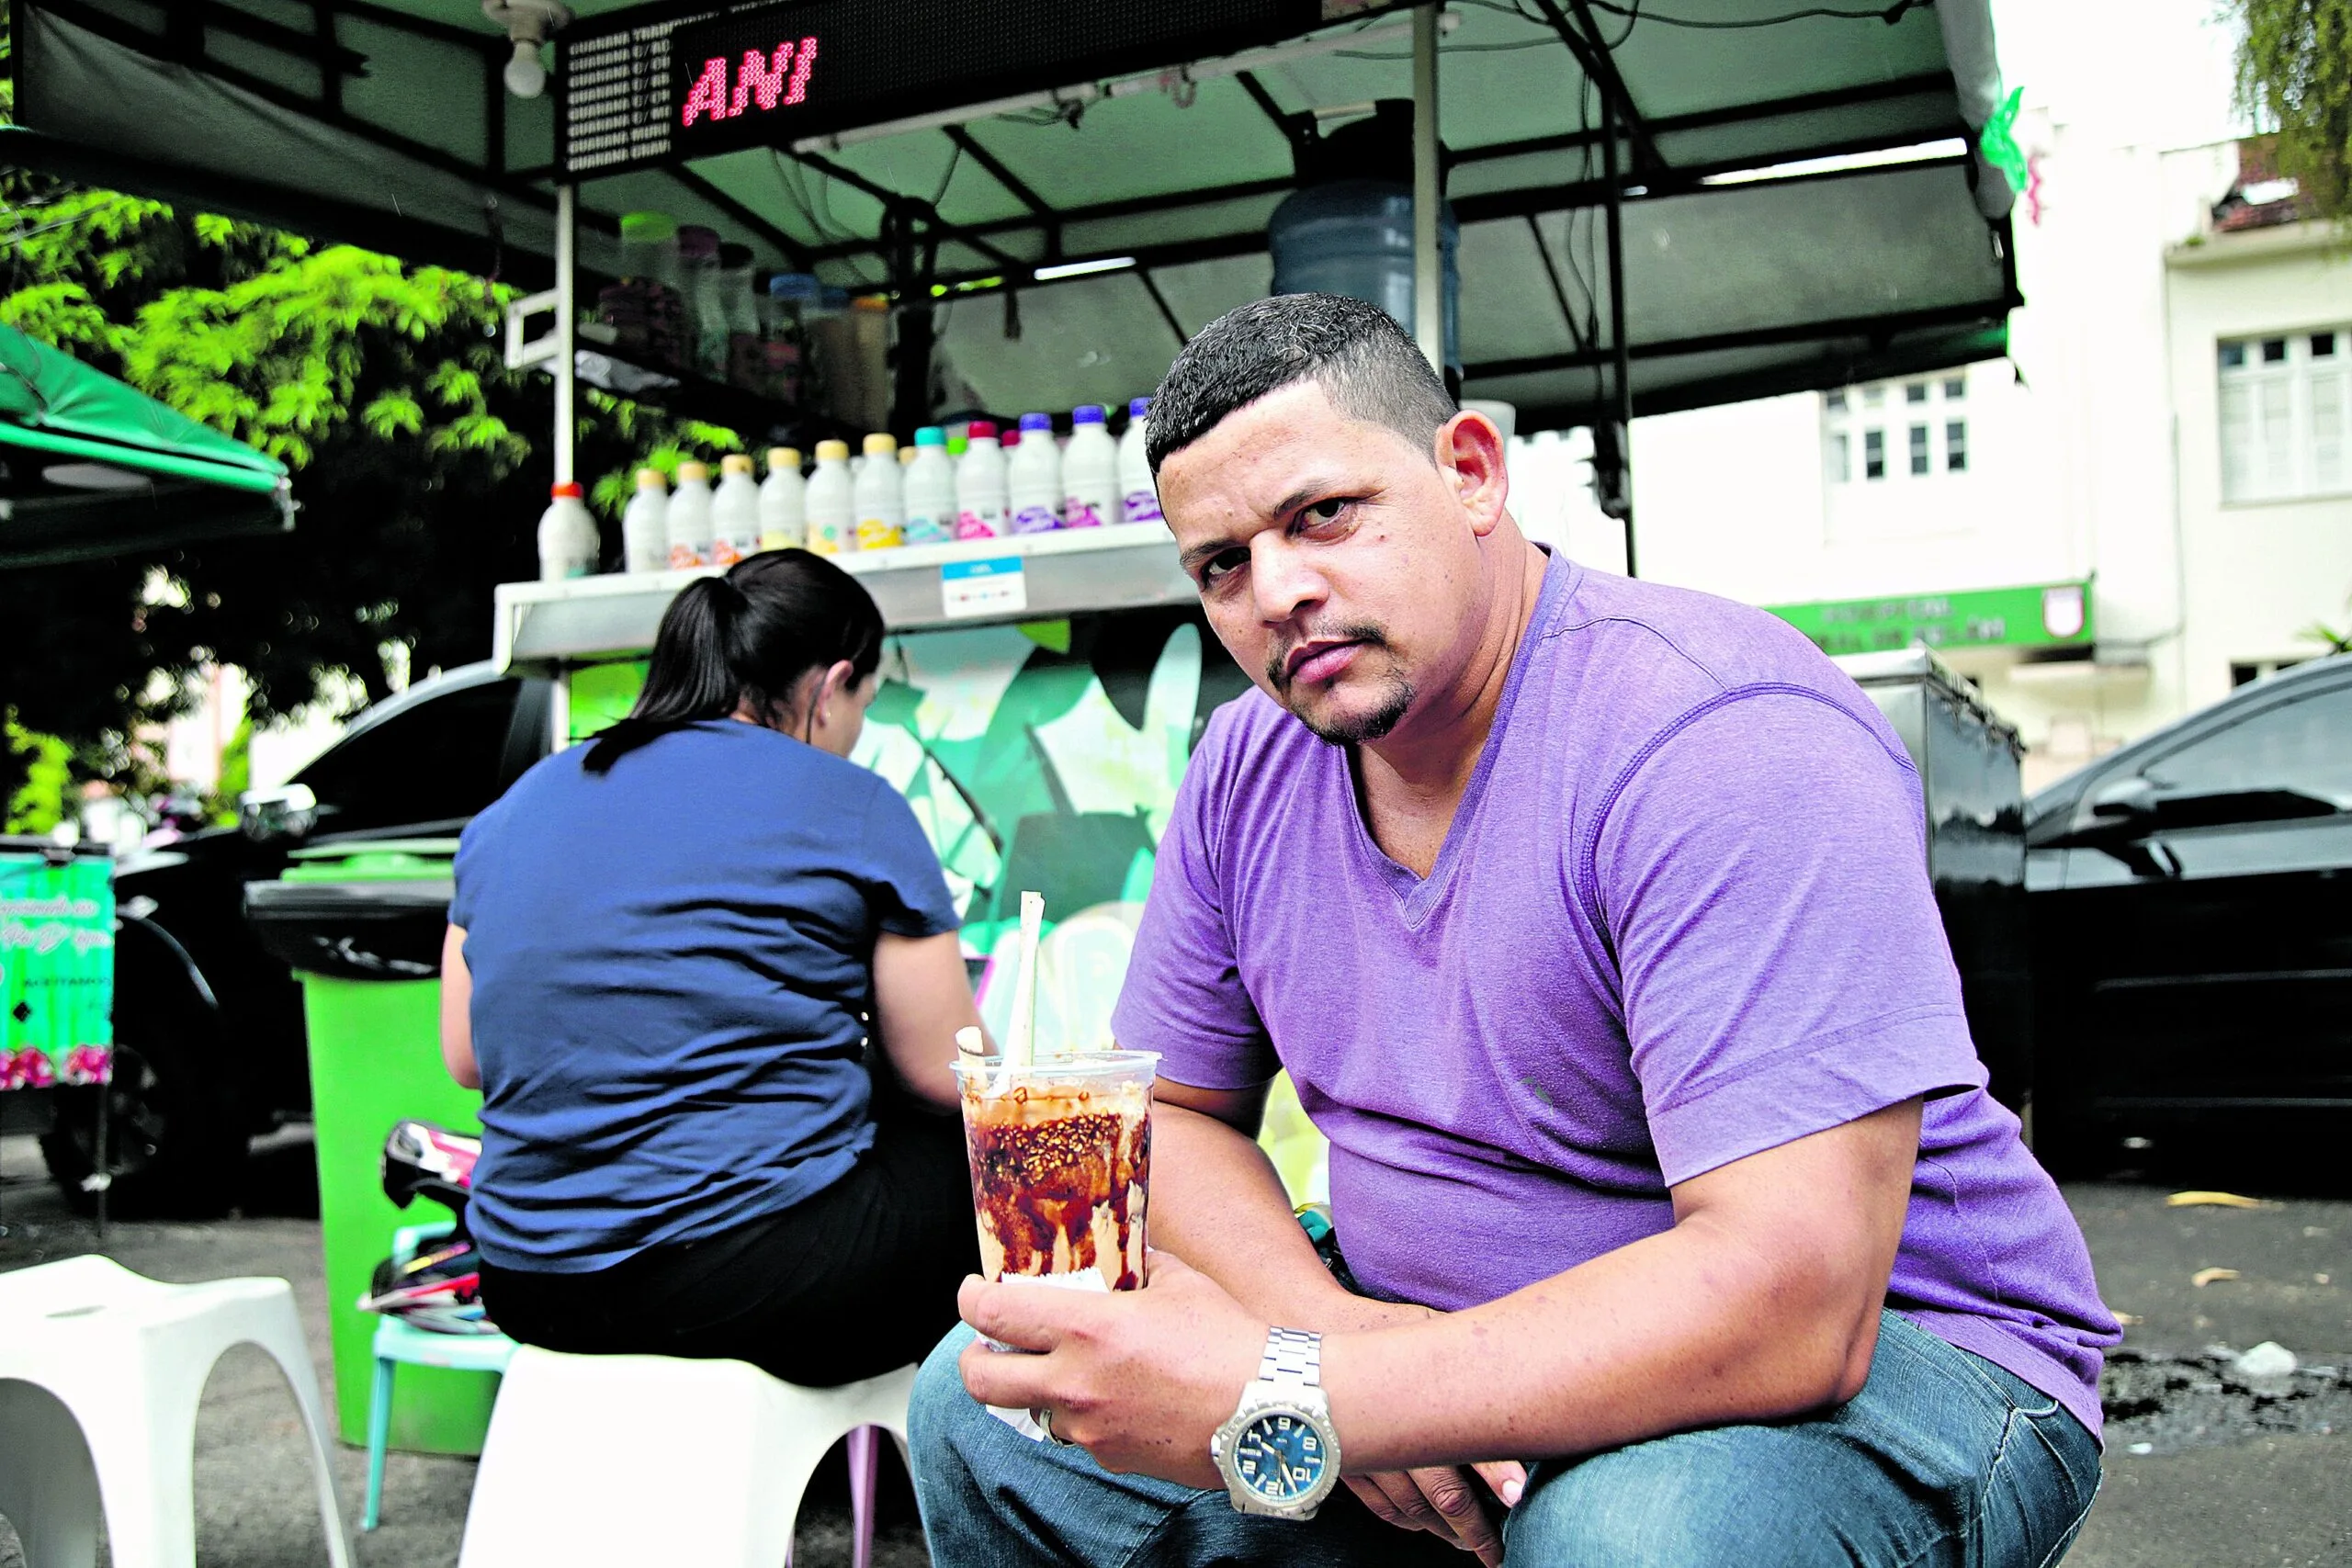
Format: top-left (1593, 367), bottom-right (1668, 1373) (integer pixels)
top-left (12, 0), bottom-right (2025, 1441)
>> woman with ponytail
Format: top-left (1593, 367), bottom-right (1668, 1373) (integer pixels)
top-left (435, 549), bottom-right (982, 1385)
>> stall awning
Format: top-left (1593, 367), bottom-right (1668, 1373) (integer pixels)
top-left (7, 0), bottom-right (2017, 433)
top-left (0, 325), bottom-right (294, 568)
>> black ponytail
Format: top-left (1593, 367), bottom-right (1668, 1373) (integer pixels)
top-left (582, 547), bottom-right (886, 773)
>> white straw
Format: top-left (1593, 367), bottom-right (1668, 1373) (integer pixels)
top-left (1003, 890), bottom-right (1045, 1078)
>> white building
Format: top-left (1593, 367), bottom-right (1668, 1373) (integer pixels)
top-left (1509, 2), bottom-right (2352, 793)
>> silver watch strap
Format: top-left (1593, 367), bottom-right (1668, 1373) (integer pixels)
top-left (1257, 1326), bottom-right (1322, 1389)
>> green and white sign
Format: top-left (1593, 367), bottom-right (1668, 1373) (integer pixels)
top-left (1767, 581), bottom-right (2093, 657)
top-left (0, 847), bottom-right (114, 1089)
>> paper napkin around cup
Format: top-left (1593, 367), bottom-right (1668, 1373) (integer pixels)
top-left (981, 1270), bottom-right (1113, 1440)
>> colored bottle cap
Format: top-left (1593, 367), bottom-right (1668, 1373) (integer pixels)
top-left (946, 435), bottom-right (968, 457)
top-left (864, 433), bottom-right (899, 457)
top-left (967, 420), bottom-right (998, 441)
top-left (1001, 429), bottom-right (1022, 448)
top-left (899, 446), bottom-right (918, 465)
top-left (768, 446), bottom-right (802, 470)
top-left (721, 453), bottom-right (754, 475)
top-left (635, 468), bottom-right (666, 490)
top-left (1129, 397), bottom-right (1152, 418)
top-left (551, 480), bottom-right (584, 498)
top-left (914, 426), bottom-right (947, 447)
top-left (815, 440), bottom-right (850, 461)
top-left (1019, 412), bottom-right (1053, 433)
top-left (1072, 404), bottom-right (1105, 424)
top-left (676, 460), bottom-right (710, 482)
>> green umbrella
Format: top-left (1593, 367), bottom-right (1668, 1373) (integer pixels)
top-left (0, 325), bottom-right (293, 568)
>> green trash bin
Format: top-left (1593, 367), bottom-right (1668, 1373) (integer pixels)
top-left (245, 840), bottom-right (498, 1455)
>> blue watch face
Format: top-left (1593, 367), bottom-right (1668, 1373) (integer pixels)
top-left (1233, 1410), bottom-right (1327, 1502)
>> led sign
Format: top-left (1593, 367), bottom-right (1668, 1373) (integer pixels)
top-left (560, 0), bottom-right (1402, 178)
top-left (678, 37), bottom-right (818, 128)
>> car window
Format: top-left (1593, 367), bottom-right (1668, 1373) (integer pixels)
top-left (2141, 683), bottom-right (2352, 804)
top-left (295, 681), bottom-right (518, 835)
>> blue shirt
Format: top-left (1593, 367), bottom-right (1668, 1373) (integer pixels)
top-left (449, 719), bottom-right (960, 1272)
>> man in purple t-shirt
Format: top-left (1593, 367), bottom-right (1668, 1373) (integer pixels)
top-left (911, 295), bottom-right (2117, 1568)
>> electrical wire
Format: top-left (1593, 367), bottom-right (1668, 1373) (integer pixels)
top-left (930, 141), bottom-right (965, 208)
top-left (1580, 0), bottom-right (1931, 27)
top-left (1335, 37), bottom-right (1570, 56)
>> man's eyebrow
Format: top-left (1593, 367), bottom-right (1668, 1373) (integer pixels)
top-left (1179, 536), bottom-right (1239, 576)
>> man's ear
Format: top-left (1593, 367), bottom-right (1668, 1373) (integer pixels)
top-left (1437, 410), bottom-right (1510, 536)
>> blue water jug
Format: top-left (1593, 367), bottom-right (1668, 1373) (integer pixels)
top-left (1269, 179), bottom-right (1461, 376)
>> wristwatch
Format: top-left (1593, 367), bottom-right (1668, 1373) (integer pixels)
top-left (1209, 1327), bottom-right (1343, 1519)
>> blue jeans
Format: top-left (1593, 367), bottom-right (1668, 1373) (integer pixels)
top-left (910, 1311), bottom-right (2100, 1567)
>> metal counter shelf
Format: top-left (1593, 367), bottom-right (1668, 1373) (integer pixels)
top-left (492, 524), bottom-right (1191, 676)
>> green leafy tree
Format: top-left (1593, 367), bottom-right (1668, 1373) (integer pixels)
top-left (0, 7), bottom-right (730, 804)
top-left (2, 717), bottom-right (70, 832)
top-left (2232, 0), bottom-right (2352, 225)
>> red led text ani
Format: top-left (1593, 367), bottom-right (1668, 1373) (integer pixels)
top-left (681, 37), bottom-right (819, 128)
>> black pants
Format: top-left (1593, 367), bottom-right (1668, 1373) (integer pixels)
top-left (479, 1111), bottom-right (978, 1388)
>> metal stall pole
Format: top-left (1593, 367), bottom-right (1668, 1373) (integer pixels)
top-left (1600, 95), bottom-right (1636, 577)
top-left (554, 183), bottom-right (578, 486)
top-left (1410, 5), bottom-right (1443, 378)
top-left (93, 1072), bottom-right (108, 1242)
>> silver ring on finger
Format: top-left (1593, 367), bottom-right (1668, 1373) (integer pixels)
top-left (1035, 1406), bottom-right (1075, 1447)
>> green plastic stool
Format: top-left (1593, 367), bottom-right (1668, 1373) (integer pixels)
top-left (363, 1224), bottom-right (516, 1530)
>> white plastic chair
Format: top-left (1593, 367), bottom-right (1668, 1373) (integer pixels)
top-left (0, 1254), bottom-right (353, 1568)
top-left (457, 1346), bottom-right (914, 1568)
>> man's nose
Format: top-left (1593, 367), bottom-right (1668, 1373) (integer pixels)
top-left (1250, 535), bottom-right (1325, 626)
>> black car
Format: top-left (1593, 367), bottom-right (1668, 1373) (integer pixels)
top-left (41, 664), bottom-right (551, 1213)
top-left (2025, 652), bottom-right (2352, 1169)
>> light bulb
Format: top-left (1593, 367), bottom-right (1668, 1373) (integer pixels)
top-left (503, 37), bottom-right (547, 98)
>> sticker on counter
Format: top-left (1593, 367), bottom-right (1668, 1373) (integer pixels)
top-left (942, 555), bottom-right (1028, 619)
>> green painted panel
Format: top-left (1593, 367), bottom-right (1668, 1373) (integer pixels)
top-left (1767, 581), bottom-right (2094, 657)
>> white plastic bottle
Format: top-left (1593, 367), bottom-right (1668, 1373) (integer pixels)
top-left (1119, 396), bottom-right (1160, 525)
top-left (758, 446), bottom-right (805, 549)
top-left (955, 420), bottom-right (1008, 540)
top-left (902, 426), bottom-right (956, 545)
top-left (805, 439), bottom-right (855, 556)
top-left (667, 460), bottom-right (715, 569)
top-left (854, 433), bottom-right (905, 551)
top-left (621, 468), bottom-right (670, 574)
top-left (1061, 404), bottom-right (1118, 529)
top-left (711, 452), bottom-right (763, 565)
top-left (537, 480), bottom-right (600, 581)
top-left (1007, 412), bottom-right (1063, 534)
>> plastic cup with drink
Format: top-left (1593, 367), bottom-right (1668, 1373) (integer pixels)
top-left (952, 893), bottom-right (1158, 1438)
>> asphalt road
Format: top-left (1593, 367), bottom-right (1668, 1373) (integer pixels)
top-left (0, 1132), bottom-right (2343, 1566)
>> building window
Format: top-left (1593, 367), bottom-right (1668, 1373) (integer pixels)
top-left (1825, 372), bottom-right (1977, 486)
top-left (2221, 325), bottom-right (2352, 501)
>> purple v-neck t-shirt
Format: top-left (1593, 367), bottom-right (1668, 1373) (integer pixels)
top-left (1113, 551), bottom-right (2118, 1439)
